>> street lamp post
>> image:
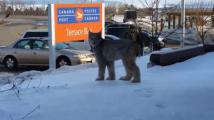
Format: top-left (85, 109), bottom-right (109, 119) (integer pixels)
top-left (181, 0), bottom-right (185, 48)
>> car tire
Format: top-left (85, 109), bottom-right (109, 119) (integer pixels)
top-left (4, 56), bottom-right (17, 70)
top-left (56, 57), bottom-right (71, 68)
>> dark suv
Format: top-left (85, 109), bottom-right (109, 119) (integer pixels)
top-left (106, 23), bottom-right (165, 50)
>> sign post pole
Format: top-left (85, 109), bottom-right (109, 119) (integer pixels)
top-left (48, 4), bottom-right (56, 69)
top-left (102, 3), bottom-right (105, 39)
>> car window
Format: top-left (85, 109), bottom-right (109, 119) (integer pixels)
top-left (33, 40), bottom-right (45, 49)
top-left (40, 41), bottom-right (80, 50)
top-left (23, 32), bottom-right (48, 38)
top-left (14, 39), bottom-right (32, 49)
top-left (107, 27), bottom-right (130, 39)
top-left (68, 41), bottom-right (91, 51)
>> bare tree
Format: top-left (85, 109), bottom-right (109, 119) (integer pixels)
top-left (190, 0), bottom-right (214, 45)
top-left (105, 5), bottom-right (116, 21)
top-left (29, 0), bottom-right (36, 8)
top-left (139, 0), bottom-right (161, 36)
top-left (5, 0), bottom-right (14, 15)
top-left (5, 0), bottom-right (24, 15)
top-left (0, 0), bottom-right (7, 14)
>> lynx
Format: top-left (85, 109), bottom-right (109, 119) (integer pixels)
top-left (89, 28), bottom-right (142, 83)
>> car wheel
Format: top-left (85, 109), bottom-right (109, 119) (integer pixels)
top-left (4, 56), bottom-right (17, 70)
top-left (56, 57), bottom-right (71, 68)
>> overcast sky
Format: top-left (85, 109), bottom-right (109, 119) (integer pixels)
top-left (34, 0), bottom-right (181, 6)
top-left (114, 0), bottom-right (181, 7)
top-left (28, 0), bottom-right (213, 8)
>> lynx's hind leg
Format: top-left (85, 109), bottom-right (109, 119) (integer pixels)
top-left (106, 61), bottom-right (115, 80)
top-left (129, 60), bottom-right (141, 83)
top-left (128, 45), bottom-right (141, 83)
top-left (119, 58), bottom-right (132, 81)
top-left (122, 48), bottom-right (141, 83)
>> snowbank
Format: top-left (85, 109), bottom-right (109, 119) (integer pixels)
top-left (0, 53), bottom-right (214, 120)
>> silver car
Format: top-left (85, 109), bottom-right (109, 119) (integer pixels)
top-left (0, 38), bottom-right (95, 70)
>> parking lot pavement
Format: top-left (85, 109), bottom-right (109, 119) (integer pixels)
top-left (0, 64), bottom-right (17, 75)
top-left (0, 64), bottom-right (7, 73)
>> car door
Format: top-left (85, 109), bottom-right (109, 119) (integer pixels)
top-left (13, 39), bottom-right (34, 65)
top-left (31, 40), bottom-right (49, 65)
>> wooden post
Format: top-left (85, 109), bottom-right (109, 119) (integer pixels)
top-left (212, 16), bottom-right (214, 27)
top-left (155, 0), bottom-right (159, 35)
top-left (190, 17), bottom-right (193, 28)
top-left (160, 18), bottom-right (164, 32)
top-left (173, 15), bottom-right (176, 29)
top-left (168, 14), bottom-right (171, 29)
top-left (178, 15), bottom-right (181, 28)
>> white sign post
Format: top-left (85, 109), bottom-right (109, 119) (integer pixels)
top-left (48, 4), bottom-right (56, 69)
top-left (102, 3), bottom-right (105, 39)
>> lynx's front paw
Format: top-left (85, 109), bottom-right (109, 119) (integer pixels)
top-left (131, 78), bottom-right (141, 83)
top-left (106, 76), bottom-right (115, 80)
top-left (96, 77), bottom-right (104, 81)
top-left (119, 76), bottom-right (131, 81)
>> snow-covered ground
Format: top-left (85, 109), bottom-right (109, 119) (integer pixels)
top-left (0, 52), bottom-right (214, 120)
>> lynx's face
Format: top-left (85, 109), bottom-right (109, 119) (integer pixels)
top-left (89, 31), bottom-right (102, 48)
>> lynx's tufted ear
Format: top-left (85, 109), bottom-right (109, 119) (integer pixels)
top-left (88, 28), bottom-right (92, 35)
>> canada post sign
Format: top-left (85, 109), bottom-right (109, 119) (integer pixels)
top-left (57, 7), bottom-right (100, 24)
top-left (51, 3), bottom-right (104, 43)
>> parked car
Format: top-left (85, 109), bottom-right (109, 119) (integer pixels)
top-left (106, 23), bottom-right (165, 50)
top-left (22, 29), bottom-right (91, 51)
top-left (0, 38), bottom-right (95, 70)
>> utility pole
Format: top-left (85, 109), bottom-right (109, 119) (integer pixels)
top-left (181, 0), bottom-right (185, 48)
top-left (155, 0), bottom-right (159, 35)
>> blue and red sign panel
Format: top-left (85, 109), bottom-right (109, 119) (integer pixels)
top-left (53, 3), bottom-right (103, 43)
top-left (57, 7), bottom-right (100, 24)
